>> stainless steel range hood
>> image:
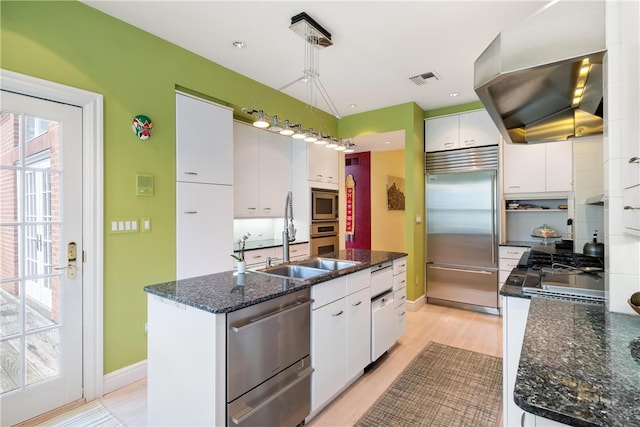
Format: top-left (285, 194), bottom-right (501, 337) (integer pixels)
top-left (474, 0), bottom-right (606, 144)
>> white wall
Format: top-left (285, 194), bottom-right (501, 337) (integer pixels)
top-left (604, 0), bottom-right (640, 314)
top-left (573, 135), bottom-right (604, 250)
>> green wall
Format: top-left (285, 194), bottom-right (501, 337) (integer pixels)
top-left (2, 0), bottom-right (482, 374)
top-left (339, 103), bottom-right (425, 301)
top-left (1, 0), bottom-right (336, 374)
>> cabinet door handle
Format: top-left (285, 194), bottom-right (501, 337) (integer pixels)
top-left (332, 310), bottom-right (344, 317)
top-left (184, 171), bottom-right (198, 175)
top-left (624, 205), bottom-right (640, 210)
top-left (444, 142), bottom-right (455, 148)
top-left (352, 301), bottom-right (362, 307)
top-left (184, 211), bottom-right (198, 214)
top-left (464, 139), bottom-right (475, 145)
top-left (628, 156), bottom-right (639, 164)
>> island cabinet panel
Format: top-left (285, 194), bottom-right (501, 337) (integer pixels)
top-left (147, 295), bottom-right (226, 426)
top-left (311, 296), bottom-right (347, 413)
top-left (502, 295), bottom-right (531, 427)
top-left (310, 270), bottom-right (372, 416)
top-left (346, 285), bottom-right (371, 382)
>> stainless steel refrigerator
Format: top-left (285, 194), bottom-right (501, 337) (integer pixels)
top-left (425, 146), bottom-right (499, 314)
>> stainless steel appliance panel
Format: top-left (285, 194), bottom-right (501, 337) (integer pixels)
top-left (311, 189), bottom-right (339, 221)
top-left (426, 170), bottom-right (497, 268)
top-left (228, 356), bottom-right (312, 427)
top-left (227, 289), bottom-right (311, 402)
top-left (310, 234), bottom-right (339, 256)
top-left (426, 264), bottom-right (498, 308)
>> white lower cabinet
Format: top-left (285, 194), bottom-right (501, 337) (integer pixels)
top-left (311, 295), bottom-right (347, 413)
top-left (310, 269), bottom-right (372, 415)
top-left (346, 287), bottom-right (371, 382)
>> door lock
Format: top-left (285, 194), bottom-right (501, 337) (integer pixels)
top-left (54, 242), bottom-right (77, 279)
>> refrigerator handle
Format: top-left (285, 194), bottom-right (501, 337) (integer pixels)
top-left (491, 171), bottom-right (496, 265)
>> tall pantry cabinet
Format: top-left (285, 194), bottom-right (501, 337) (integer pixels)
top-left (176, 92), bottom-right (234, 279)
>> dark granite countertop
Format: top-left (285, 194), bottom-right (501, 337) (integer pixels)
top-left (144, 249), bottom-right (407, 314)
top-left (514, 298), bottom-right (640, 426)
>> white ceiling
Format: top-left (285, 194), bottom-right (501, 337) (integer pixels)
top-left (81, 0), bottom-right (549, 152)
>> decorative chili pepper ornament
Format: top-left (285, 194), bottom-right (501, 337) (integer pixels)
top-left (132, 115), bottom-right (153, 140)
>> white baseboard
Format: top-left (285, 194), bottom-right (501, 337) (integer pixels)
top-left (102, 359), bottom-right (147, 395)
top-left (407, 295), bottom-right (426, 311)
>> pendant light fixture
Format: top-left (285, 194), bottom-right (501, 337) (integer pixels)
top-left (252, 110), bottom-right (269, 128)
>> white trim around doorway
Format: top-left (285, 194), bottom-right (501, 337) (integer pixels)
top-left (1, 69), bottom-right (105, 400)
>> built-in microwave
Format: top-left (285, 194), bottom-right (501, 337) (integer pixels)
top-left (311, 188), bottom-right (339, 221)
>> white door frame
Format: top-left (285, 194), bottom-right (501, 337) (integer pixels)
top-left (1, 69), bottom-right (105, 400)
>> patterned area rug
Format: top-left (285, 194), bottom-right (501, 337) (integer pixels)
top-left (35, 400), bottom-right (126, 427)
top-left (357, 342), bottom-right (502, 427)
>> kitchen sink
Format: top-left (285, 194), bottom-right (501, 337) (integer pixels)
top-left (296, 258), bottom-right (360, 271)
top-left (254, 258), bottom-right (361, 282)
top-left (255, 264), bottom-right (330, 281)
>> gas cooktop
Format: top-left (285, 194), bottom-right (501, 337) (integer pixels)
top-left (519, 250), bottom-right (605, 304)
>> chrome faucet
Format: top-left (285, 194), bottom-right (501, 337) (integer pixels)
top-left (282, 191), bottom-right (297, 263)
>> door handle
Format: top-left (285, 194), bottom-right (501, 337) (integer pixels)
top-left (429, 266), bottom-right (493, 275)
top-left (55, 242), bottom-right (77, 279)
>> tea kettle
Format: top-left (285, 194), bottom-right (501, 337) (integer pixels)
top-left (583, 230), bottom-right (604, 257)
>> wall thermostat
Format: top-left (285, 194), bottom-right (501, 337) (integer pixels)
top-left (136, 174), bottom-right (154, 196)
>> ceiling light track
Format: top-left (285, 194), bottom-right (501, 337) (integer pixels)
top-left (243, 12), bottom-right (354, 153)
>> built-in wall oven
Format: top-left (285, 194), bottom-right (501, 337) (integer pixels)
top-left (310, 221), bottom-right (339, 256)
top-left (311, 188), bottom-right (339, 221)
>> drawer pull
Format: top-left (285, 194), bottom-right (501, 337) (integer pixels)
top-left (332, 310), bottom-right (344, 317)
top-left (184, 211), bottom-right (197, 214)
top-left (624, 205), bottom-right (640, 210)
top-left (628, 156), bottom-right (639, 164)
top-left (184, 171), bottom-right (198, 175)
top-left (352, 301), bottom-right (362, 307)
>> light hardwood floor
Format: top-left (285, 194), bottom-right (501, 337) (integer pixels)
top-left (45, 303), bottom-right (503, 426)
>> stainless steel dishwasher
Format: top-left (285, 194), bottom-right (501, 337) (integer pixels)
top-left (227, 288), bottom-right (313, 427)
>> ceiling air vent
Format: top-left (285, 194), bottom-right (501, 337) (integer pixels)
top-left (409, 71), bottom-right (440, 86)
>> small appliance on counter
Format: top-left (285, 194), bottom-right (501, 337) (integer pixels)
top-left (530, 223), bottom-right (562, 245)
top-left (555, 218), bottom-right (574, 250)
top-left (583, 230), bottom-right (605, 257)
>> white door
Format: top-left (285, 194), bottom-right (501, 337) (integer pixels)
top-left (0, 90), bottom-right (83, 425)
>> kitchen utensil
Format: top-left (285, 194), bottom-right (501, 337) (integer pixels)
top-left (551, 262), bottom-right (603, 274)
top-left (629, 291), bottom-right (640, 315)
top-left (583, 230), bottom-right (605, 257)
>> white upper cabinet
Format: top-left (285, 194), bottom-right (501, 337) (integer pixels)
top-left (176, 93), bottom-right (233, 185)
top-left (503, 140), bottom-right (573, 194)
top-left (233, 122), bottom-right (292, 217)
top-left (307, 142), bottom-right (339, 185)
top-left (425, 109), bottom-right (498, 152)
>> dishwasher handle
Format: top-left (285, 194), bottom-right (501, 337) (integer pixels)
top-left (230, 298), bottom-right (313, 332)
top-left (230, 366), bottom-right (314, 425)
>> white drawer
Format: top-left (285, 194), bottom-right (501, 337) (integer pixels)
top-left (499, 258), bottom-right (520, 271)
top-left (499, 246), bottom-right (529, 260)
top-left (394, 287), bottom-right (406, 308)
top-left (393, 272), bottom-right (407, 291)
top-left (393, 257), bottom-right (407, 275)
top-left (346, 269), bottom-right (371, 294)
top-left (311, 277), bottom-right (346, 309)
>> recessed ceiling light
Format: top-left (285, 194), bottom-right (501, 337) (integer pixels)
top-left (232, 41), bottom-right (245, 49)
top-left (347, 104), bottom-right (357, 109)
top-left (449, 92), bottom-right (459, 97)
top-left (384, 141), bottom-right (391, 145)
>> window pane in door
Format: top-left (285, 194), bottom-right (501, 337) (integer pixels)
top-left (0, 337), bottom-right (20, 393)
top-left (25, 329), bottom-right (59, 386)
top-left (0, 282), bottom-right (20, 338)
